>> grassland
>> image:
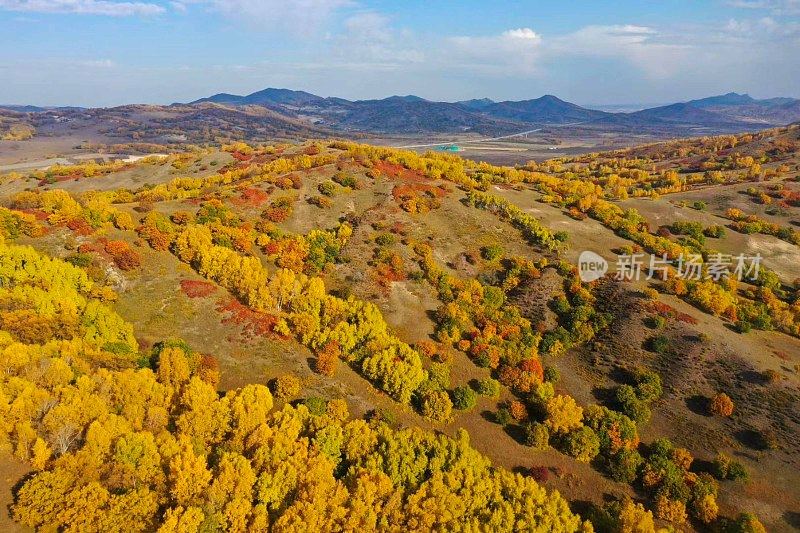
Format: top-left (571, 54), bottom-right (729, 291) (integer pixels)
top-left (1, 127), bottom-right (799, 531)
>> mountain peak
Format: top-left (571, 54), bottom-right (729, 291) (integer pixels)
top-left (384, 95), bottom-right (427, 102)
top-left (457, 98), bottom-right (495, 111)
top-left (486, 95), bottom-right (609, 124)
top-left (181, 87), bottom-right (799, 134)
top-left (242, 88), bottom-right (323, 106)
top-left (689, 92), bottom-right (756, 108)
top-left (189, 93), bottom-right (244, 105)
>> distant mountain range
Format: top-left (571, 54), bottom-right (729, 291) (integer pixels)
top-left (183, 89), bottom-right (800, 135)
top-left (189, 90), bottom-right (527, 134)
top-left (2, 90), bottom-right (799, 138)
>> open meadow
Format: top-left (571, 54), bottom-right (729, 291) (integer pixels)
top-left (0, 126), bottom-right (798, 532)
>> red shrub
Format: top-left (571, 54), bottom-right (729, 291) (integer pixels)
top-left (113, 249), bottom-right (141, 270)
top-left (216, 298), bottom-right (278, 339)
top-left (198, 354), bottom-right (220, 387)
top-left (180, 280), bottom-right (217, 298)
top-left (529, 466), bottom-right (549, 482)
top-left (104, 240), bottom-right (129, 256)
top-left (104, 240), bottom-right (141, 270)
top-left (78, 242), bottom-right (101, 253)
top-left (66, 217), bottom-right (94, 236)
top-left (509, 400), bottom-right (528, 421)
top-left (239, 188), bottom-right (269, 207)
top-left (520, 358), bottom-right (544, 383)
top-left (315, 341), bottom-right (341, 376)
top-left (231, 151), bottom-right (252, 161)
top-left (263, 207), bottom-right (291, 223)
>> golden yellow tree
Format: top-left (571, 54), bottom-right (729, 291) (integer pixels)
top-left (167, 436), bottom-right (212, 506)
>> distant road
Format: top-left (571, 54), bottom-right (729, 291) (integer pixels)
top-left (394, 122), bottom-right (585, 149)
top-left (395, 128), bottom-right (542, 149)
top-left (0, 157), bottom-right (72, 172)
top-left (0, 153), bottom-right (167, 173)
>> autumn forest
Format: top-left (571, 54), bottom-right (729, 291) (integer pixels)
top-left (0, 126), bottom-right (799, 532)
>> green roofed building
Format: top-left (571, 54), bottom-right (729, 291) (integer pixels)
top-left (434, 144), bottom-right (462, 152)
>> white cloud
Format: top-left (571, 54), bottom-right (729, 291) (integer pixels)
top-left (443, 24), bottom-right (690, 79)
top-left (502, 28), bottom-right (541, 41)
top-left (727, 0), bottom-right (800, 14)
top-left (413, 18), bottom-right (798, 98)
top-left (0, 0), bottom-right (164, 16)
top-left (728, 0), bottom-right (770, 8)
top-left (176, 0), bottom-right (352, 33)
top-left (448, 27), bottom-right (543, 74)
top-left (75, 58), bottom-right (116, 67)
top-left (1, 6), bottom-right (797, 106)
top-left (329, 12), bottom-right (424, 68)
top-left (724, 15), bottom-right (800, 38)
top-left (551, 25), bottom-right (690, 79)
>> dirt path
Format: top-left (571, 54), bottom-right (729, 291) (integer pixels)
top-left (0, 458), bottom-right (31, 532)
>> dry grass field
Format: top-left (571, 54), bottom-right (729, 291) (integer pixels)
top-left (2, 126), bottom-right (799, 531)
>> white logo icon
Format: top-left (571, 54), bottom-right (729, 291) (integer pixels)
top-left (578, 251), bottom-right (608, 282)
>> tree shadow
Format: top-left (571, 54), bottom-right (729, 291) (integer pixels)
top-left (782, 511), bottom-right (800, 529)
top-left (685, 333), bottom-right (706, 343)
top-left (685, 394), bottom-right (710, 416)
top-left (570, 499), bottom-right (595, 518)
top-left (739, 370), bottom-right (768, 385)
top-left (503, 423), bottom-right (527, 445)
top-left (609, 366), bottom-right (633, 384)
top-left (734, 429), bottom-right (764, 450)
top-left (9, 470), bottom-right (37, 520)
top-left (723, 322), bottom-right (743, 334)
top-left (691, 458), bottom-right (715, 475)
top-left (592, 385), bottom-right (617, 406)
top-left (425, 309), bottom-right (439, 323)
top-left (480, 409), bottom-right (497, 423)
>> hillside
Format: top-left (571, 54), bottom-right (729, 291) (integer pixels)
top-left (688, 93), bottom-right (758, 108)
top-left (177, 88), bottom-right (800, 135)
top-left (586, 103), bottom-right (753, 134)
top-left (333, 96), bottom-right (526, 134)
top-left (4, 90), bottom-right (800, 142)
top-left (191, 88), bottom-right (326, 107)
top-left (481, 95), bottom-right (610, 124)
top-left (0, 125), bottom-right (798, 531)
top-left (0, 103), bottom-right (335, 148)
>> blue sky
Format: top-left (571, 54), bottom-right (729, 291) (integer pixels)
top-left (1, 0), bottom-right (799, 107)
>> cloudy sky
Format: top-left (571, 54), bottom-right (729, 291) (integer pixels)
top-left (1, 0), bottom-right (799, 107)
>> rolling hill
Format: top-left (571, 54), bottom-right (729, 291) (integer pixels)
top-left (181, 88), bottom-right (800, 135)
top-left (687, 92), bottom-right (758, 108)
top-left (0, 126), bottom-right (798, 532)
top-left (331, 96), bottom-right (526, 134)
top-left (191, 88), bottom-right (326, 107)
top-left (192, 91), bottom-right (526, 134)
top-left (685, 93), bottom-right (800, 126)
top-left (3, 89), bottom-right (799, 143)
top-left (479, 95), bottom-right (611, 124)
top-left (590, 102), bottom-right (753, 131)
